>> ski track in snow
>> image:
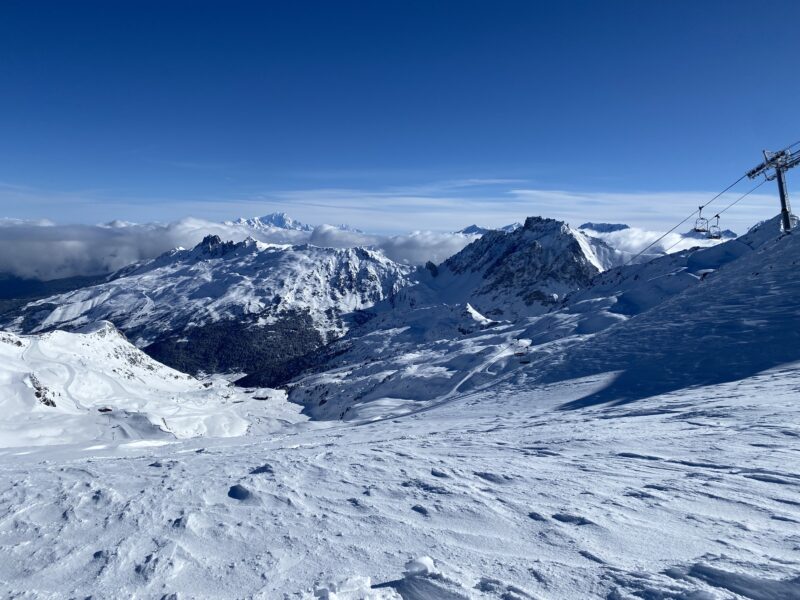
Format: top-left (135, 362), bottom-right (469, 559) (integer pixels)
top-left (1, 366), bottom-right (799, 599)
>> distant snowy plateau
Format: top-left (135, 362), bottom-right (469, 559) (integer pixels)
top-left (1, 213), bottom-right (799, 599)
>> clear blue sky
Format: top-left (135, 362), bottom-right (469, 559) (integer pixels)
top-left (1, 0), bottom-right (798, 231)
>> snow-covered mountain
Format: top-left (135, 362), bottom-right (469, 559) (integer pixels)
top-left (286, 214), bottom-right (798, 421)
top-left (4, 235), bottom-right (417, 383)
top-left (456, 222), bottom-right (522, 235)
top-left (226, 212), bottom-right (366, 235)
top-left (578, 221), bottom-right (630, 233)
top-left (422, 216), bottom-right (625, 319)
top-left (0, 321), bottom-right (296, 447)
top-left (272, 216), bottom-right (630, 402)
top-left (225, 211), bottom-right (313, 231)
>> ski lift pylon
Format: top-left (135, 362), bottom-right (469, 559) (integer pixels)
top-left (694, 205), bottom-right (709, 233)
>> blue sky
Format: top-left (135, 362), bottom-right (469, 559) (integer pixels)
top-left (0, 0), bottom-right (798, 232)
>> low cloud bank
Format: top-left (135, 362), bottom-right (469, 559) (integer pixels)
top-left (0, 217), bottom-right (478, 280)
top-left (581, 225), bottom-right (730, 256)
top-left (308, 225), bottom-right (477, 265)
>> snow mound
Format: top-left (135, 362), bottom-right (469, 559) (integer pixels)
top-left (404, 556), bottom-right (437, 576)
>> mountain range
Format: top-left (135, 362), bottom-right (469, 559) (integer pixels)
top-left (286, 213), bottom-right (799, 420)
top-left (3, 235), bottom-right (415, 384)
top-left (2, 215), bottom-right (631, 383)
top-left (2, 211), bottom-right (799, 599)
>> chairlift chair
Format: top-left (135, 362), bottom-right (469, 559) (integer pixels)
top-left (694, 206), bottom-right (709, 233)
top-left (707, 214), bottom-right (721, 239)
top-left (517, 345), bottom-right (531, 364)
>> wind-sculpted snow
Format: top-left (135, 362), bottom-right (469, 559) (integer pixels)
top-left (0, 363), bottom-right (798, 597)
top-left (0, 322), bottom-right (301, 447)
top-left (3, 235), bottom-right (417, 379)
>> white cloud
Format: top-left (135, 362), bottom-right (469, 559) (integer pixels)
top-left (581, 225), bottom-right (723, 256)
top-left (377, 230), bottom-right (478, 265)
top-left (0, 217), bottom-right (479, 280)
top-left (0, 177), bottom-right (782, 279)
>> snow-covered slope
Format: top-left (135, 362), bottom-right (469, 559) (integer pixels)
top-left (287, 214), bottom-right (797, 421)
top-left (0, 322), bottom-right (299, 447)
top-left (1, 322), bottom-right (798, 597)
top-left (533, 215), bottom-right (800, 404)
top-left (4, 235), bottom-right (417, 381)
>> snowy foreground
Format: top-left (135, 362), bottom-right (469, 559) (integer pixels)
top-left (1, 365), bottom-right (799, 599)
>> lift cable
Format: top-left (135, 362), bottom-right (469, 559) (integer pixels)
top-left (622, 173), bottom-right (748, 265)
top-left (716, 177), bottom-right (768, 216)
top-left (658, 178), bottom-right (768, 255)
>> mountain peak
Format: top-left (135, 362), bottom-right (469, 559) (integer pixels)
top-left (522, 216), bottom-right (567, 233)
top-left (231, 212), bottom-right (313, 232)
top-left (579, 222), bottom-right (630, 233)
top-left (191, 234), bottom-right (239, 258)
top-left (458, 224), bottom-right (490, 235)
top-left (198, 234), bottom-right (222, 247)
top-left (457, 222), bottom-right (523, 235)
top-left (436, 215), bottom-right (624, 319)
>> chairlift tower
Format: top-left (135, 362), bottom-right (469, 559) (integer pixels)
top-left (746, 147), bottom-right (800, 232)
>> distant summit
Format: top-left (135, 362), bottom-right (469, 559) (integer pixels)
top-left (579, 222), bottom-right (630, 233)
top-left (457, 222), bottom-right (522, 235)
top-left (227, 212), bottom-right (367, 234)
top-left (227, 212), bottom-right (313, 232)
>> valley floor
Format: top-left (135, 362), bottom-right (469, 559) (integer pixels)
top-left (1, 363), bottom-right (799, 599)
